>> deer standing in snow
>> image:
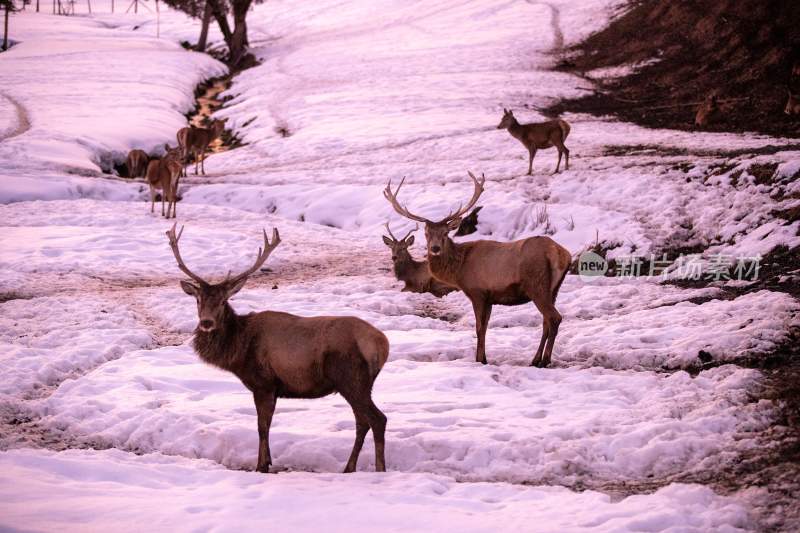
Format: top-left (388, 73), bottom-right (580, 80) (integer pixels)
top-left (167, 225), bottom-right (389, 473)
top-left (382, 223), bottom-right (457, 298)
top-left (497, 109), bottom-right (570, 174)
top-left (145, 157), bottom-right (182, 218)
top-left (384, 172), bottom-right (572, 367)
top-left (126, 149), bottom-right (149, 179)
top-left (177, 119), bottom-right (225, 176)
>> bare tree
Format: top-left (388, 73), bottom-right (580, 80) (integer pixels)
top-left (1, 0), bottom-right (16, 51)
top-left (163, 0), bottom-right (260, 65)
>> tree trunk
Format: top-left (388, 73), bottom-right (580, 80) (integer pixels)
top-left (2, 3), bottom-right (8, 52)
top-left (208, 0), bottom-right (232, 44)
top-left (228, 0), bottom-right (252, 66)
top-left (197, 0), bottom-right (212, 52)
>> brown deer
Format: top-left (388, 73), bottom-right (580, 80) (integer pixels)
top-left (177, 119), bottom-right (225, 176)
top-left (382, 223), bottom-right (457, 298)
top-left (384, 172), bottom-right (572, 367)
top-left (125, 149), bottom-right (149, 179)
top-left (145, 157), bottom-right (182, 218)
top-left (695, 94), bottom-right (722, 127)
top-left (497, 109), bottom-right (570, 175)
top-left (785, 90), bottom-right (800, 116)
top-left (166, 224), bottom-right (389, 473)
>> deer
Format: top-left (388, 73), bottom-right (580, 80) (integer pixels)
top-left (382, 223), bottom-right (457, 298)
top-left (785, 90), bottom-right (800, 116)
top-left (497, 109), bottom-right (570, 175)
top-left (145, 157), bottom-right (182, 218)
top-left (177, 119), bottom-right (225, 176)
top-left (694, 94), bottom-right (722, 127)
top-left (384, 172), bottom-right (572, 367)
top-left (125, 149), bottom-right (149, 179)
top-left (166, 224), bottom-right (389, 474)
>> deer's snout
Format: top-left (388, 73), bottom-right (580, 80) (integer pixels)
top-left (199, 319), bottom-right (216, 331)
top-left (430, 245), bottom-right (441, 255)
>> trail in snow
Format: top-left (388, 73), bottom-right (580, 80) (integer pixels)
top-left (0, 92), bottom-right (31, 142)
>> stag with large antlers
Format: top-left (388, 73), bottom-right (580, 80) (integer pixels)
top-left (384, 172), bottom-right (572, 367)
top-left (382, 223), bottom-right (457, 297)
top-left (167, 225), bottom-right (389, 473)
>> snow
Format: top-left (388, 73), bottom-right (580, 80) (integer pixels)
top-left (1, 0), bottom-right (797, 530)
top-left (0, 449), bottom-right (753, 533)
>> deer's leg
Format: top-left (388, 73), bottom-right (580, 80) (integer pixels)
top-left (469, 295), bottom-right (492, 364)
top-left (344, 407), bottom-right (370, 473)
top-left (527, 147), bottom-right (536, 175)
top-left (530, 296), bottom-right (561, 368)
top-left (201, 147), bottom-right (206, 175)
top-left (161, 188), bottom-right (166, 217)
top-left (253, 389), bottom-right (276, 473)
top-left (553, 138), bottom-right (569, 173)
top-left (149, 186), bottom-right (155, 213)
top-left (327, 352), bottom-right (387, 473)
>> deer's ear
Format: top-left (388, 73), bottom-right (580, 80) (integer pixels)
top-left (225, 277), bottom-right (248, 298)
top-left (405, 234), bottom-right (415, 246)
top-left (180, 280), bottom-right (200, 298)
top-left (382, 235), bottom-right (393, 246)
top-left (447, 217), bottom-right (463, 231)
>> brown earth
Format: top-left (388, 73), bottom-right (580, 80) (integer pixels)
top-left (547, 0), bottom-right (800, 137)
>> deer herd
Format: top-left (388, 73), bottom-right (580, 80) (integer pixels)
top-left (135, 77), bottom-right (796, 475)
top-left (124, 119), bottom-right (226, 219)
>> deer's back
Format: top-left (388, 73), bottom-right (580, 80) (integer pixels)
top-left (249, 311), bottom-right (389, 391)
top-left (455, 237), bottom-right (570, 292)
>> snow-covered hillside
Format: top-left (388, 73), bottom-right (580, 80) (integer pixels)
top-left (1, 1), bottom-right (798, 531)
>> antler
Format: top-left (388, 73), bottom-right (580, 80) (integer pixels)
top-left (226, 227), bottom-right (281, 285)
top-left (384, 221), bottom-right (418, 242)
top-left (166, 223), bottom-right (209, 285)
top-left (441, 171), bottom-right (486, 224)
top-left (383, 178), bottom-right (431, 224)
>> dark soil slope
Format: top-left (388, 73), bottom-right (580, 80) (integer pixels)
top-left (549, 0), bottom-right (800, 137)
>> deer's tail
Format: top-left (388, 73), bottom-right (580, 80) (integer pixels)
top-left (557, 119), bottom-right (571, 142)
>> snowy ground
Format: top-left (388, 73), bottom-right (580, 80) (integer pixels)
top-left (1, 0), bottom-right (798, 531)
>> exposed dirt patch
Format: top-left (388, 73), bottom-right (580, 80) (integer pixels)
top-left (548, 1), bottom-right (800, 137)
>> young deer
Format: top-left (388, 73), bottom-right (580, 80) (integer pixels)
top-left (384, 172), bottom-right (572, 367)
top-left (785, 90), bottom-right (800, 116)
top-left (145, 157), bottom-right (182, 218)
top-left (382, 223), bottom-right (457, 298)
top-left (497, 109), bottom-right (570, 175)
top-left (177, 119), bottom-right (225, 176)
top-left (126, 149), bottom-right (149, 179)
top-left (167, 225), bottom-right (389, 473)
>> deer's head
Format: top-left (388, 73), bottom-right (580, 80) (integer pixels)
top-left (785, 90), bottom-right (800, 116)
top-left (497, 108), bottom-right (516, 129)
top-left (382, 223), bottom-right (417, 264)
top-left (166, 224), bottom-right (281, 332)
top-left (383, 172), bottom-right (485, 258)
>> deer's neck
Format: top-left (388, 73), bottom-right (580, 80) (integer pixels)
top-left (394, 254), bottom-right (424, 281)
top-left (506, 119), bottom-right (526, 141)
top-left (428, 238), bottom-right (464, 286)
top-left (192, 304), bottom-right (248, 372)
